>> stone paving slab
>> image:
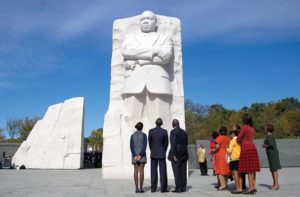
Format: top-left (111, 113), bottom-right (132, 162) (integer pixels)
top-left (0, 168), bottom-right (299, 197)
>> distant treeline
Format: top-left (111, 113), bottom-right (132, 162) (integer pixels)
top-left (185, 97), bottom-right (300, 144)
top-left (1, 97), bottom-right (299, 145)
top-left (0, 117), bottom-right (40, 143)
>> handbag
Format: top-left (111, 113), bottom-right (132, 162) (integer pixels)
top-left (225, 153), bottom-right (231, 164)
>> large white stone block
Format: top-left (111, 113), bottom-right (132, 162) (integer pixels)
top-left (12, 97), bottom-right (84, 169)
top-left (102, 11), bottom-right (185, 179)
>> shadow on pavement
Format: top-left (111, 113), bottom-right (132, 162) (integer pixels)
top-left (259, 184), bottom-right (272, 190)
top-left (189, 170), bottom-right (194, 176)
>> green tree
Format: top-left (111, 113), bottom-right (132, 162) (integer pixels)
top-left (5, 117), bottom-right (40, 142)
top-left (278, 110), bottom-right (300, 137)
top-left (0, 127), bottom-right (5, 142)
top-left (6, 118), bottom-right (22, 139)
top-left (275, 97), bottom-right (300, 115)
top-left (185, 100), bottom-right (210, 143)
top-left (84, 137), bottom-right (90, 144)
top-left (185, 99), bottom-right (208, 117)
top-left (185, 109), bottom-right (206, 143)
top-left (19, 117), bottom-right (40, 141)
top-left (206, 104), bottom-right (229, 131)
top-left (88, 128), bottom-right (103, 150)
top-left (184, 97), bottom-right (300, 143)
top-left (227, 111), bottom-right (242, 129)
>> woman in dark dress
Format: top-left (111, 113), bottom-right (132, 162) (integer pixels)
top-left (237, 114), bottom-right (260, 194)
top-left (263, 123), bottom-right (281, 190)
top-left (130, 122), bottom-right (147, 193)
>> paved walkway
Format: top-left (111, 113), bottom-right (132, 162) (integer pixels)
top-left (0, 168), bottom-right (299, 197)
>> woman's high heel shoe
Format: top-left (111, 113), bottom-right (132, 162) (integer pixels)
top-left (217, 186), bottom-right (228, 191)
top-left (271, 186), bottom-right (279, 190)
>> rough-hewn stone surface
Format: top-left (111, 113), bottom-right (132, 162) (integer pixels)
top-left (12, 97), bottom-right (84, 169)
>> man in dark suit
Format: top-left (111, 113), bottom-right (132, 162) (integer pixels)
top-left (148, 118), bottom-right (169, 193)
top-left (168, 119), bottom-right (189, 193)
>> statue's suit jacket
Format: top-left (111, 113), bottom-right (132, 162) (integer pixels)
top-left (122, 32), bottom-right (173, 95)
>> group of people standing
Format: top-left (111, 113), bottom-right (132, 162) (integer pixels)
top-left (207, 114), bottom-right (281, 195)
top-left (130, 118), bottom-right (189, 193)
top-left (129, 114), bottom-right (282, 195)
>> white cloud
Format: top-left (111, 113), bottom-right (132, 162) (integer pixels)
top-left (170, 0), bottom-right (300, 42)
top-left (1, 0), bottom-right (299, 42)
top-left (0, 0), bottom-right (299, 89)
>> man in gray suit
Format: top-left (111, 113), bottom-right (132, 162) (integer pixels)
top-left (121, 10), bottom-right (173, 126)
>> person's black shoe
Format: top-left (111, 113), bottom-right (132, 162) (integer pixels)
top-left (161, 190), bottom-right (169, 193)
top-left (151, 186), bottom-right (157, 192)
top-left (135, 190), bottom-right (140, 193)
top-left (139, 190), bottom-right (145, 193)
top-left (171, 190), bottom-right (182, 193)
top-left (181, 187), bottom-right (187, 192)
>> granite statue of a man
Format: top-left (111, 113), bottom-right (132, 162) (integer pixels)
top-left (122, 11), bottom-right (173, 128)
top-left (102, 11), bottom-right (185, 179)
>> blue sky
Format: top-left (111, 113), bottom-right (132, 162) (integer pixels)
top-left (0, 0), bottom-right (300, 137)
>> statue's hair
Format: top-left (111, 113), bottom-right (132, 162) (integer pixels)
top-left (140, 10), bottom-right (157, 22)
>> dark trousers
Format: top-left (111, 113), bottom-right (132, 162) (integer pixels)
top-left (199, 159), bottom-right (208, 175)
top-left (151, 158), bottom-right (168, 191)
top-left (171, 159), bottom-right (187, 191)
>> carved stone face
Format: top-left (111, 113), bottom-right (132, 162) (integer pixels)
top-left (140, 11), bottom-right (157, 33)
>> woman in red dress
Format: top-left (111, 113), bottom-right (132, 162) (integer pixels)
top-left (215, 127), bottom-right (231, 190)
top-left (237, 114), bottom-right (260, 194)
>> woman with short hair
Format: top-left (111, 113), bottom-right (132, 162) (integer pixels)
top-left (263, 123), bottom-right (281, 190)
